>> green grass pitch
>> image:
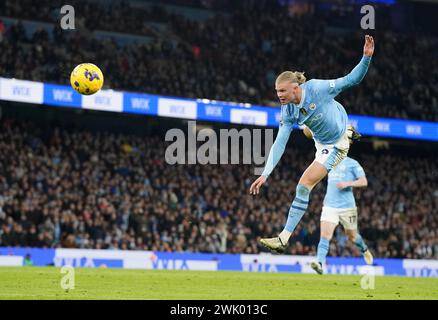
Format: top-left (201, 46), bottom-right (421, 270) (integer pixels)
top-left (0, 267), bottom-right (437, 300)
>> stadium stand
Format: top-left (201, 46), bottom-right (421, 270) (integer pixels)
top-left (1, 0), bottom-right (437, 120)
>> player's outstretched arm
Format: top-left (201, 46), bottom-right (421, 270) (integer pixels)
top-left (335, 35), bottom-right (374, 92)
top-left (249, 124), bottom-right (292, 195)
top-left (312, 35), bottom-right (374, 98)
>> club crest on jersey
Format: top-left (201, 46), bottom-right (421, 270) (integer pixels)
top-left (309, 103), bottom-right (316, 110)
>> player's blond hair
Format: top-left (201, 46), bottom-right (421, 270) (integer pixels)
top-left (276, 71), bottom-right (306, 85)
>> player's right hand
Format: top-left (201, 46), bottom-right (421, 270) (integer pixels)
top-left (250, 176), bottom-right (267, 195)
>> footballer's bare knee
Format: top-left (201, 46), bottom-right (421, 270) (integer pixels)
top-left (320, 232), bottom-right (333, 241)
top-left (299, 161), bottom-right (328, 189)
top-left (320, 221), bottom-right (337, 241)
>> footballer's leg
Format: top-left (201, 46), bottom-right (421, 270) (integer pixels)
top-left (260, 135), bottom-right (347, 254)
top-left (345, 229), bottom-right (373, 265)
top-left (341, 209), bottom-right (373, 265)
top-left (260, 161), bottom-right (327, 254)
top-left (311, 209), bottom-right (339, 275)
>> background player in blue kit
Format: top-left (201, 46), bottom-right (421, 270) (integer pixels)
top-left (250, 35), bottom-right (374, 254)
top-left (311, 156), bottom-right (373, 274)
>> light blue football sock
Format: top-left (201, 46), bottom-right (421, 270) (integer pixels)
top-left (354, 233), bottom-right (368, 253)
top-left (284, 184), bottom-right (310, 233)
top-left (317, 237), bottom-right (330, 264)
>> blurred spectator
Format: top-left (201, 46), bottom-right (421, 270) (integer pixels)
top-left (0, 19), bottom-right (5, 43)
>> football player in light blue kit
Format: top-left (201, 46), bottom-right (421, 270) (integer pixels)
top-left (250, 35), bottom-right (374, 254)
top-left (310, 156), bottom-right (372, 274)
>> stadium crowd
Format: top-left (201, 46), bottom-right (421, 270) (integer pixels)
top-left (0, 116), bottom-right (437, 259)
top-left (0, 0), bottom-right (437, 121)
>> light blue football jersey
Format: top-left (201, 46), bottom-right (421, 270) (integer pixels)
top-left (261, 55), bottom-right (371, 177)
top-left (323, 157), bottom-right (366, 209)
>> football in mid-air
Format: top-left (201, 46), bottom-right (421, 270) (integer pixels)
top-left (70, 63), bottom-right (104, 95)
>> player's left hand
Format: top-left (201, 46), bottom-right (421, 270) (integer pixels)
top-left (363, 35), bottom-right (374, 57)
top-left (336, 182), bottom-right (350, 190)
